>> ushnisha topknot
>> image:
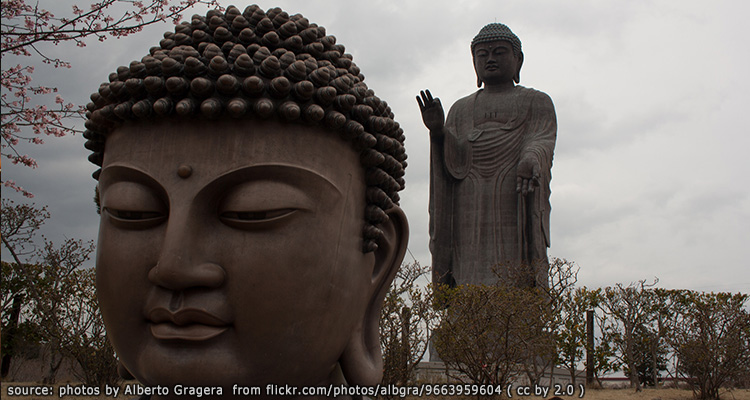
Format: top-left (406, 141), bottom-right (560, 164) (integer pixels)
top-left (83, 4), bottom-right (407, 253)
top-left (471, 23), bottom-right (522, 57)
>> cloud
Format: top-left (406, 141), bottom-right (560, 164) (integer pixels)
top-left (3, 0), bottom-right (748, 294)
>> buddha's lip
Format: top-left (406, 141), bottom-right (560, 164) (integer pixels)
top-left (147, 308), bottom-right (231, 341)
top-left (147, 307), bottom-right (231, 326)
top-left (149, 323), bottom-right (229, 341)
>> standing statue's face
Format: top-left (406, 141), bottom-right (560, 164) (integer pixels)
top-left (96, 119), bottom-right (378, 390)
top-left (473, 40), bottom-right (519, 86)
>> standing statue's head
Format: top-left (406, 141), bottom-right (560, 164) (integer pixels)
top-left (471, 23), bottom-right (524, 87)
top-left (83, 4), bottom-right (408, 396)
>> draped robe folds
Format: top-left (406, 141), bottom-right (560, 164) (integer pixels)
top-left (429, 86), bottom-right (556, 289)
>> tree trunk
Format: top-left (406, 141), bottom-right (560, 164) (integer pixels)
top-left (1, 294), bottom-right (24, 377)
top-left (586, 310), bottom-right (594, 385)
top-left (651, 343), bottom-right (658, 387)
top-left (569, 365), bottom-right (576, 386)
top-left (42, 345), bottom-right (63, 384)
top-left (652, 319), bottom-right (663, 387)
top-left (624, 330), bottom-right (641, 391)
top-left (400, 306), bottom-right (411, 384)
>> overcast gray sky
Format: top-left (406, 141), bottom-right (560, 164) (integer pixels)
top-left (3, 0), bottom-right (749, 293)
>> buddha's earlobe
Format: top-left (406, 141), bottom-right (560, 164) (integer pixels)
top-left (514, 52), bottom-right (524, 84)
top-left (118, 360), bottom-right (134, 380)
top-left (472, 55), bottom-right (482, 88)
top-left (340, 206), bottom-right (408, 386)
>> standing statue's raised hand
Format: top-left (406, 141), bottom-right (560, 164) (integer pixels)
top-left (417, 90), bottom-right (445, 132)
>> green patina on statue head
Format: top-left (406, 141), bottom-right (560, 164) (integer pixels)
top-left (83, 4), bottom-right (406, 253)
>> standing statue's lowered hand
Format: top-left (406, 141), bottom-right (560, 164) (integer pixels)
top-left (516, 156), bottom-right (541, 196)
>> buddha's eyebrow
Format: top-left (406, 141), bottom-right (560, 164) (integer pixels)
top-left (99, 163), bottom-right (346, 210)
top-left (99, 164), bottom-right (165, 193)
top-left (213, 164), bottom-right (343, 195)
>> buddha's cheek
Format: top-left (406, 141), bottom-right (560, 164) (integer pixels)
top-left (95, 222), bottom-right (160, 365)
top-left (217, 206), bottom-right (371, 380)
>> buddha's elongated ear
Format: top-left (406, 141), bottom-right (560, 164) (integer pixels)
top-left (472, 51), bottom-right (483, 88)
top-left (339, 206), bottom-right (409, 386)
top-left (514, 51), bottom-right (524, 84)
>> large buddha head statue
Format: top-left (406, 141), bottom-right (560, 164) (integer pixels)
top-left (471, 23), bottom-right (524, 88)
top-left (83, 4), bottom-right (408, 397)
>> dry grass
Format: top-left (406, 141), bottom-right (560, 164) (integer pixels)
top-left (2, 382), bottom-right (749, 400)
top-left (564, 387), bottom-right (750, 400)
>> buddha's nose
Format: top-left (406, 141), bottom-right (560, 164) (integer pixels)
top-left (147, 208), bottom-right (225, 291)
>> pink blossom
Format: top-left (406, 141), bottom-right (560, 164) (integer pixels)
top-left (3, 180), bottom-right (35, 198)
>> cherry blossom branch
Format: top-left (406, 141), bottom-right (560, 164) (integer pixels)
top-left (0, 0), bottom-right (221, 197)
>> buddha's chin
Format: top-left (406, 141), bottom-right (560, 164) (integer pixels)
top-left (130, 340), bottom-right (253, 388)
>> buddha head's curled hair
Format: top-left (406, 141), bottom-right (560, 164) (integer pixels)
top-left (471, 23), bottom-right (522, 57)
top-left (83, 5), bottom-right (407, 253)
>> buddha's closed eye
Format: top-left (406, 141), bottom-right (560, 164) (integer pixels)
top-left (104, 207), bottom-right (166, 230)
top-left (106, 209), bottom-right (164, 220)
top-left (219, 208), bottom-right (297, 227)
top-left (101, 180), bottom-right (167, 229)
